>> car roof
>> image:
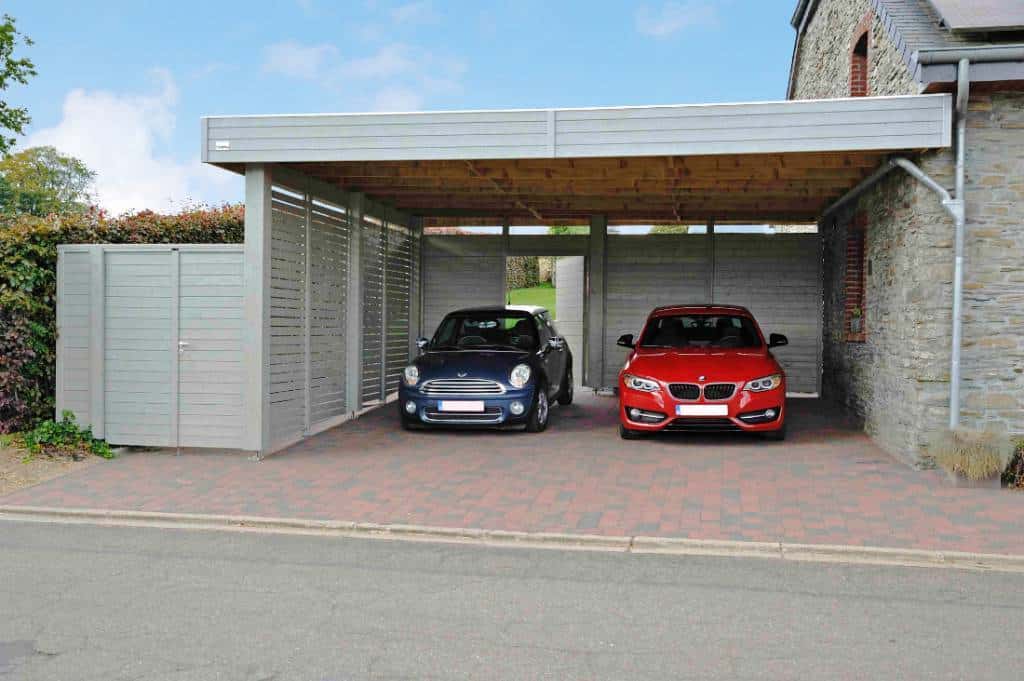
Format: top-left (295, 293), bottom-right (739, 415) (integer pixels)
top-left (648, 304), bottom-right (752, 318)
top-left (448, 305), bottom-right (547, 315)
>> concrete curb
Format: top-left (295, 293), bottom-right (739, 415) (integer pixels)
top-left (2, 504), bottom-right (1022, 573)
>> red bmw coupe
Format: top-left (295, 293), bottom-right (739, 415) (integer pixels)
top-left (617, 305), bottom-right (788, 440)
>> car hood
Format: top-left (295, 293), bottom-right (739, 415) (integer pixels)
top-left (416, 349), bottom-right (532, 379)
top-left (622, 347), bottom-right (781, 383)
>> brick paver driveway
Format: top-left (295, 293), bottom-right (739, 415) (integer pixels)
top-left (3, 394), bottom-right (1022, 554)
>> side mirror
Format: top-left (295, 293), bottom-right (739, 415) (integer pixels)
top-left (416, 337), bottom-right (429, 351)
top-left (768, 333), bottom-right (788, 348)
top-left (617, 334), bottom-right (634, 349)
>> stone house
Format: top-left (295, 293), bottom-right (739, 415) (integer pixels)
top-left (789, 0), bottom-right (1023, 464)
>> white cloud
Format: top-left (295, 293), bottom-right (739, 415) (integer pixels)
top-left (339, 44), bottom-right (416, 79)
top-left (635, 2), bottom-right (718, 38)
top-left (371, 87), bottom-right (424, 112)
top-left (263, 41), bottom-right (339, 79)
top-left (261, 40), bottom-right (465, 111)
top-left (27, 69), bottom-right (239, 215)
top-left (390, 1), bottom-right (438, 24)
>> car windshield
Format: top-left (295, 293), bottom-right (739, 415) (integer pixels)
top-left (432, 312), bottom-right (538, 351)
top-left (639, 314), bottom-right (762, 349)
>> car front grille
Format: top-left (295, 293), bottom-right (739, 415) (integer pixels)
top-left (423, 406), bottom-right (503, 424)
top-left (703, 383), bottom-right (736, 401)
top-left (668, 382), bottom-right (736, 401)
top-left (663, 418), bottom-right (741, 432)
top-left (421, 378), bottom-right (506, 397)
top-left (668, 383), bottom-right (700, 400)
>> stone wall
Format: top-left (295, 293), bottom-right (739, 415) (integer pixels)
top-left (959, 92), bottom-right (1024, 437)
top-left (791, 0), bottom-right (916, 100)
top-left (793, 0), bottom-right (1024, 464)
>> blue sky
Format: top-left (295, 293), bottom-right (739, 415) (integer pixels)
top-left (5, 1), bottom-right (797, 214)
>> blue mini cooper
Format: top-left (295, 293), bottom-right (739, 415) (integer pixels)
top-left (398, 306), bottom-right (574, 432)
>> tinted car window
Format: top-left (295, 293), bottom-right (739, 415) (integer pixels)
top-left (432, 313), bottom-right (538, 350)
top-left (639, 314), bottom-right (762, 349)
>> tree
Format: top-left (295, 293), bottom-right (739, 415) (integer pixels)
top-left (547, 225), bottom-right (589, 235)
top-left (0, 146), bottom-right (96, 216)
top-left (650, 224), bottom-right (692, 234)
top-left (0, 14), bottom-right (36, 156)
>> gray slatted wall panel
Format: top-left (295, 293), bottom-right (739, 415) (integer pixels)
top-left (308, 197), bottom-right (350, 427)
top-left (57, 249), bottom-right (93, 425)
top-left (713, 235), bottom-right (821, 394)
top-left (104, 250), bottom-right (175, 446)
top-left (554, 256), bottom-right (585, 386)
top-left (604, 235), bottom-right (711, 386)
top-left (268, 187), bottom-right (308, 447)
top-left (421, 236), bottom-right (505, 335)
top-left (384, 221), bottom-right (413, 394)
top-left (178, 249), bottom-right (246, 447)
top-left (361, 215), bottom-right (386, 406)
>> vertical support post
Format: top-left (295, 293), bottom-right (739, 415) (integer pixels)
top-left (408, 216), bottom-right (423, 356)
top-left (88, 245), bottom-right (105, 439)
top-left (244, 163), bottom-right (273, 454)
top-left (170, 248), bottom-right (181, 451)
top-left (706, 219), bottom-right (716, 303)
top-left (501, 217), bottom-right (510, 304)
top-left (380, 212), bottom-right (389, 400)
top-left (346, 193), bottom-right (365, 414)
top-left (303, 182), bottom-right (313, 434)
top-left (55, 248), bottom-right (65, 421)
top-left (585, 214), bottom-right (608, 388)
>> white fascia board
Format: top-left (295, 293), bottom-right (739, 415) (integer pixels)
top-left (202, 94), bottom-right (952, 165)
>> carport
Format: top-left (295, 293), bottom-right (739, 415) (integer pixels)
top-left (53, 93), bottom-right (953, 456)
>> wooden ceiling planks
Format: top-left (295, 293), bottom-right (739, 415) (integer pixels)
top-left (283, 150), bottom-right (888, 225)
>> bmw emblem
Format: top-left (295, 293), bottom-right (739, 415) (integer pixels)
top-left (698, 375), bottom-right (706, 382)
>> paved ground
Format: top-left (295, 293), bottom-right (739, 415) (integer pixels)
top-left (2, 520), bottom-right (1022, 681)
top-left (2, 394), bottom-right (1022, 554)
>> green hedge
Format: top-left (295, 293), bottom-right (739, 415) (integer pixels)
top-left (0, 206), bottom-right (244, 433)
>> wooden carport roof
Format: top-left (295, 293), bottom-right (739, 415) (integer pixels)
top-left (204, 94), bottom-right (952, 225)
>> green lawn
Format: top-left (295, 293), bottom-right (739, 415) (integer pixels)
top-left (507, 283), bottom-right (556, 317)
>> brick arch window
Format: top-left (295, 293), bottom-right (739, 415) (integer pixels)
top-left (850, 32), bottom-right (869, 97)
top-left (844, 212), bottom-right (868, 342)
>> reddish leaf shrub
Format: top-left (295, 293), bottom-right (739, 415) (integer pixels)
top-left (0, 205), bottom-right (244, 432)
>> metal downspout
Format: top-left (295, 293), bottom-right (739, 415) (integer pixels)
top-left (948, 59), bottom-right (969, 429)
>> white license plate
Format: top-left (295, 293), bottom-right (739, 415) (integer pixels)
top-left (438, 400), bottom-right (485, 413)
top-left (676, 404), bottom-right (729, 417)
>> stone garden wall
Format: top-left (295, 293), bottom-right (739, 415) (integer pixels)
top-left (791, 0), bottom-right (1023, 464)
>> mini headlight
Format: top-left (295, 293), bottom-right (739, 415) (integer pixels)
top-left (403, 365), bottom-right (419, 387)
top-left (624, 373), bottom-right (659, 392)
top-left (509, 363), bottom-right (532, 388)
top-left (743, 374), bottom-right (783, 392)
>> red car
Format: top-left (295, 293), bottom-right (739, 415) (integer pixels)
top-left (617, 305), bottom-right (788, 441)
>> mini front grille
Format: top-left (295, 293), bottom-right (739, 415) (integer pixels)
top-left (703, 383), bottom-right (736, 401)
top-left (421, 378), bottom-right (506, 397)
top-left (423, 407), bottom-right (503, 424)
top-left (668, 383), bottom-right (700, 400)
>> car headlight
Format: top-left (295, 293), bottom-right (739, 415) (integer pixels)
top-left (403, 365), bottom-right (419, 387)
top-left (509, 363), bottom-right (532, 388)
top-left (743, 374), bottom-right (782, 392)
top-left (624, 373), bottom-right (659, 392)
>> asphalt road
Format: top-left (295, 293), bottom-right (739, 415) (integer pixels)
top-left (1, 520), bottom-right (1021, 681)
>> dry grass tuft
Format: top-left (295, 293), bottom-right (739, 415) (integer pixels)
top-left (932, 428), bottom-right (1014, 481)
